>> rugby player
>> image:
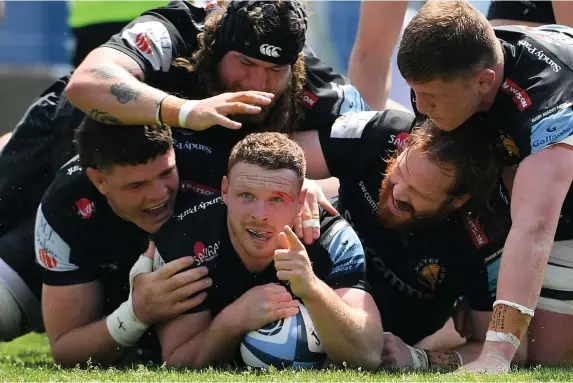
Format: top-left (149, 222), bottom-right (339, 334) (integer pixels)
top-left (293, 110), bottom-right (512, 371)
top-left (35, 119), bottom-right (209, 366)
top-left (65, 0), bottom-right (366, 233)
top-left (0, 0), bottom-right (360, 340)
top-left (397, 0), bottom-right (573, 371)
top-left (151, 132), bottom-right (383, 370)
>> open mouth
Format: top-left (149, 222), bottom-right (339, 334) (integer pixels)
top-left (246, 228), bottom-right (272, 242)
top-left (390, 198), bottom-right (411, 214)
top-left (144, 199), bottom-right (171, 220)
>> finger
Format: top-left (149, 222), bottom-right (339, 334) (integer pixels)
top-left (283, 225), bottom-right (306, 250)
top-left (270, 291), bottom-right (295, 303)
top-left (299, 197), bottom-right (315, 245)
top-left (171, 277), bottom-right (212, 301)
top-left (318, 195), bottom-right (338, 216)
top-left (276, 270), bottom-right (294, 281)
top-left (268, 307), bottom-right (299, 323)
top-left (273, 249), bottom-right (295, 262)
top-left (142, 241), bottom-right (156, 261)
top-left (165, 265), bottom-right (209, 290)
top-left (274, 259), bottom-right (299, 271)
top-left (232, 91), bottom-right (274, 104)
top-left (220, 102), bottom-right (262, 115)
top-left (293, 212), bottom-right (304, 239)
top-left (214, 114), bottom-right (242, 130)
top-left (306, 188), bottom-right (321, 242)
top-left (157, 256), bottom-right (196, 279)
top-left (276, 232), bottom-right (290, 250)
top-left (173, 291), bottom-right (208, 314)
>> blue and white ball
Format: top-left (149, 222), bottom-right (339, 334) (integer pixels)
top-left (240, 304), bottom-right (326, 369)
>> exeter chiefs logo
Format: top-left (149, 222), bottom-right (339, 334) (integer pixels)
top-left (415, 259), bottom-right (446, 291)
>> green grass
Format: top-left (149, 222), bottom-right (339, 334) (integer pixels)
top-left (1, 333), bottom-right (573, 381)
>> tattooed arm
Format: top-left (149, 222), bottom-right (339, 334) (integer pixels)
top-left (66, 47), bottom-right (187, 126)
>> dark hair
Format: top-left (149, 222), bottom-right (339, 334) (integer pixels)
top-left (397, 0), bottom-right (502, 82)
top-left (74, 118), bottom-right (173, 171)
top-left (172, 1), bottom-right (307, 133)
top-left (404, 117), bottom-right (503, 213)
top-left (228, 132), bottom-right (306, 186)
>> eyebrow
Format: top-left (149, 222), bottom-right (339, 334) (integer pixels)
top-left (125, 165), bottom-right (176, 188)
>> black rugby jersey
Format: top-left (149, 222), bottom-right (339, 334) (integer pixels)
top-left (318, 110), bottom-right (511, 345)
top-left (152, 193), bottom-right (369, 317)
top-left (411, 25), bottom-right (573, 241)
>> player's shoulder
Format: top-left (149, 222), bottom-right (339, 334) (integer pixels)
top-left (329, 109), bottom-right (414, 148)
top-left (496, 25), bottom-right (573, 101)
top-left (311, 213), bottom-right (364, 265)
top-left (454, 183), bottom-right (511, 261)
top-left (41, 158), bottom-right (98, 217)
top-left (143, 0), bottom-right (207, 25)
top-left (300, 45), bottom-right (368, 115)
top-left (154, 192), bottom-right (225, 267)
top-left (172, 192), bottom-right (225, 223)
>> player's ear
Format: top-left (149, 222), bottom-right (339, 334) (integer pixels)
top-left (221, 176), bottom-right (229, 204)
top-left (297, 187), bottom-right (307, 214)
top-left (451, 193), bottom-right (471, 210)
top-left (476, 68), bottom-right (496, 95)
top-left (86, 167), bottom-right (109, 196)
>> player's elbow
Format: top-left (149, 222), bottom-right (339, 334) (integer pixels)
top-left (65, 71), bottom-right (94, 110)
top-left (49, 343), bottom-right (87, 368)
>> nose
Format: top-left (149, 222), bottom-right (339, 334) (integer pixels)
top-left (245, 66), bottom-right (268, 91)
top-left (149, 180), bottom-right (169, 201)
top-left (251, 200), bottom-right (268, 221)
top-left (392, 182), bottom-right (408, 203)
top-left (414, 93), bottom-right (434, 115)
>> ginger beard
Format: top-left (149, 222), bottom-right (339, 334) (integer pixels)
top-left (377, 153), bottom-right (461, 231)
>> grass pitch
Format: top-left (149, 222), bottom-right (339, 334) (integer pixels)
top-left (1, 333), bottom-right (573, 381)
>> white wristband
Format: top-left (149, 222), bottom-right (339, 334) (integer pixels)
top-left (106, 298), bottom-right (149, 347)
top-left (486, 330), bottom-right (521, 349)
top-left (493, 300), bottom-right (535, 317)
top-left (178, 100), bottom-right (200, 128)
top-left (407, 345), bottom-right (429, 370)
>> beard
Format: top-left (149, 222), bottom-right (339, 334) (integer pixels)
top-left (377, 157), bottom-right (455, 232)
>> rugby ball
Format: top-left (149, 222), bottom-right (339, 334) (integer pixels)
top-left (240, 304), bottom-right (326, 369)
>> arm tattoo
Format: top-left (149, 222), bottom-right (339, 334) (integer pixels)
top-left (110, 82), bottom-right (141, 104)
top-left (88, 109), bottom-right (124, 125)
top-left (87, 67), bottom-right (115, 79)
top-left (426, 350), bottom-right (463, 371)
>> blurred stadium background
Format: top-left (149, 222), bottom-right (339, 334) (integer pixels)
top-left (0, 0), bottom-right (492, 136)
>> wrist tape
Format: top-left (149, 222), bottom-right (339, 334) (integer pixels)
top-left (486, 300), bottom-right (534, 349)
top-left (106, 254), bottom-right (154, 346)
